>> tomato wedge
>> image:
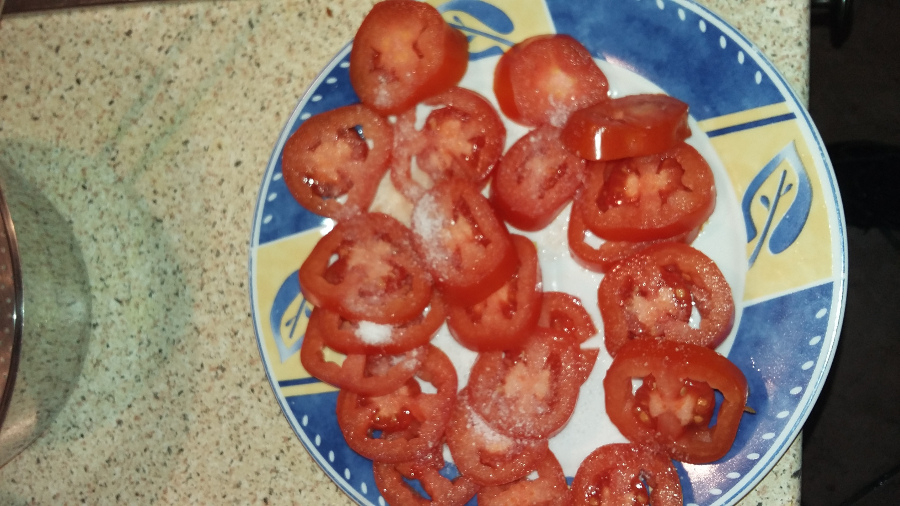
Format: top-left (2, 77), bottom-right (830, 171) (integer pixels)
top-left (349, 0), bottom-right (469, 116)
top-left (561, 93), bottom-right (692, 161)
top-left (598, 242), bottom-right (735, 355)
top-left (445, 391), bottom-right (549, 486)
top-left (410, 178), bottom-right (518, 306)
top-left (298, 212), bottom-right (432, 324)
top-left (300, 328), bottom-right (426, 397)
top-left (310, 294), bottom-right (446, 356)
top-left (489, 124), bottom-right (586, 231)
top-left (337, 345), bottom-right (457, 463)
top-left (446, 234), bottom-right (543, 351)
top-left (570, 443), bottom-right (682, 506)
top-left (603, 339), bottom-right (749, 464)
top-left (478, 448), bottom-right (572, 506)
top-left (494, 34), bottom-right (609, 127)
top-left (392, 87), bottom-right (507, 202)
top-left (281, 104), bottom-right (392, 220)
top-left (466, 328), bottom-right (585, 439)
top-left (573, 142), bottom-right (717, 242)
top-left (567, 204), bottom-right (701, 273)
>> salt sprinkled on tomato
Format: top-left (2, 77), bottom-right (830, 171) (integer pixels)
top-left (355, 321), bottom-right (394, 345)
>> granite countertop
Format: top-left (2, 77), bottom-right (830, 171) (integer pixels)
top-left (0, 0), bottom-right (808, 503)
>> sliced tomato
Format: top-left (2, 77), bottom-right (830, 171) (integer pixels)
top-left (561, 93), bottom-right (692, 161)
top-left (570, 443), bottom-right (682, 506)
top-left (603, 339), bottom-right (749, 464)
top-left (466, 328), bottom-right (584, 439)
top-left (410, 178), bottom-right (519, 306)
top-left (444, 391), bottom-right (549, 486)
top-left (573, 142), bottom-right (716, 242)
top-left (281, 104), bottom-right (392, 220)
top-left (337, 345), bottom-right (457, 463)
top-left (374, 457), bottom-right (479, 506)
top-left (478, 448), bottom-right (572, 506)
top-left (537, 291), bottom-right (598, 344)
top-left (489, 124), bottom-right (586, 231)
top-left (494, 34), bottom-right (609, 127)
top-left (391, 87), bottom-right (507, 203)
top-left (298, 212), bottom-right (432, 324)
top-left (598, 242), bottom-right (735, 355)
top-left (446, 234), bottom-right (543, 351)
top-left (567, 204), bottom-right (701, 273)
top-left (300, 326), bottom-right (426, 396)
top-left (349, 0), bottom-right (469, 115)
top-left (310, 294), bottom-right (446, 356)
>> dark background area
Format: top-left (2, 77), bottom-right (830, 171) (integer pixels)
top-left (802, 0), bottom-right (900, 505)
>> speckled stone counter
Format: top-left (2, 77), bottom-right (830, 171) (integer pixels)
top-left (0, 0), bottom-right (807, 504)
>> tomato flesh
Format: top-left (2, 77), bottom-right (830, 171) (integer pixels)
top-left (478, 448), bottom-right (571, 506)
top-left (571, 443), bottom-right (682, 506)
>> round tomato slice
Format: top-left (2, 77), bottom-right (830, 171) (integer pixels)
top-left (300, 327), bottom-right (426, 397)
top-left (603, 339), bottom-right (749, 464)
top-left (598, 242), bottom-right (735, 355)
top-left (310, 294), bottom-right (446, 356)
top-left (281, 104), bottom-right (392, 220)
top-left (567, 204), bottom-right (701, 273)
top-left (298, 212), bottom-right (432, 324)
top-left (337, 345), bottom-right (457, 464)
top-left (410, 178), bottom-right (518, 306)
top-left (445, 391), bottom-right (549, 486)
top-left (478, 448), bottom-right (571, 506)
top-left (466, 328), bottom-right (584, 439)
top-left (446, 234), bottom-right (543, 351)
top-left (570, 443), bottom-right (682, 506)
top-left (374, 457), bottom-right (480, 506)
top-left (349, 0), bottom-right (468, 116)
top-left (561, 93), bottom-right (692, 161)
top-left (573, 142), bottom-right (716, 242)
top-left (494, 34), bottom-right (609, 127)
top-left (489, 124), bottom-right (586, 231)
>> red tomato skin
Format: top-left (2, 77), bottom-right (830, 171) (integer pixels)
top-left (446, 234), bottom-right (543, 352)
top-left (570, 443), bottom-right (682, 506)
top-left (281, 104), bottom-right (392, 220)
top-left (598, 242), bottom-right (735, 355)
top-left (349, 0), bottom-right (469, 115)
top-left (561, 93), bottom-right (692, 161)
top-left (537, 291), bottom-right (598, 344)
top-left (410, 178), bottom-right (519, 306)
top-left (493, 34), bottom-right (609, 127)
top-left (603, 339), bottom-right (749, 464)
top-left (298, 212), bottom-right (433, 324)
top-left (489, 124), bottom-right (586, 231)
top-left (573, 142), bottom-right (716, 242)
top-left (392, 87), bottom-right (507, 202)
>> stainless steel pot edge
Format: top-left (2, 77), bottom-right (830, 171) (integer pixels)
top-left (0, 183), bottom-right (24, 433)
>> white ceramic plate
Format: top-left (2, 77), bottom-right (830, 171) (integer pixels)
top-left (249, 1), bottom-right (847, 504)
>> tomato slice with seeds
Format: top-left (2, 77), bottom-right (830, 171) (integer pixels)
top-left (281, 104), bottom-right (392, 220)
top-left (573, 142), bottom-right (716, 242)
top-left (598, 242), bottom-right (735, 355)
top-left (374, 460), bottom-right (479, 506)
top-left (489, 124), bottom-right (586, 231)
top-left (311, 294), bottom-right (446, 356)
top-left (410, 178), bottom-right (518, 306)
top-left (298, 212), bottom-right (432, 324)
top-left (466, 328), bottom-right (585, 439)
top-left (571, 443), bottom-right (682, 506)
top-left (391, 87), bottom-right (507, 203)
top-left (445, 391), bottom-right (549, 486)
top-left (494, 34), bottom-right (609, 127)
top-left (446, 234), bottom-right (543, 352)
top-left (300, 326), bottom-right (426, 397)
top-left (561, 93), bottom-right (692, 161)
top-left (337, 345), bottom-right (457, 464)
top-left (603, 339), bottom-right (749, 464)
top-left (478, 448), bottom-right (572, 506)
top-left (537, 291), bottom-right (598, 344)
top-left (349, 0), bottom-right (469, 116)
top-left (567, 203), bottom-right (701, 273)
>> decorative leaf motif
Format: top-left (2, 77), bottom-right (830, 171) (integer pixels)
top-left (269, 270), bottom-right (310, 363)
top-left (438, 0), bottom-right (515, 59)
top-left (741, 141), bottom-right (813, 266)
